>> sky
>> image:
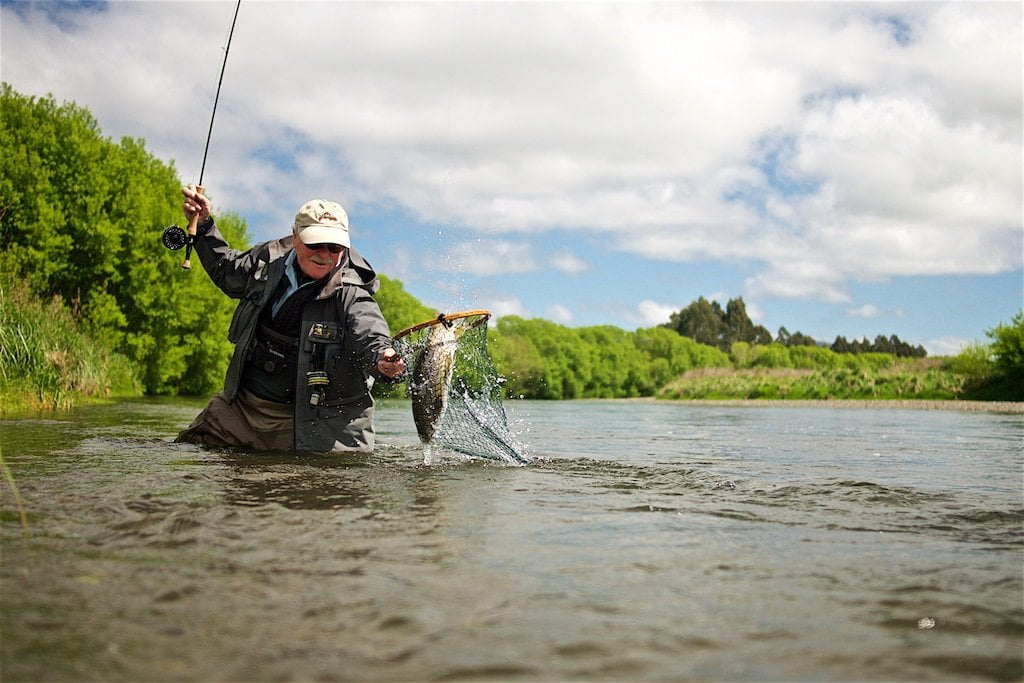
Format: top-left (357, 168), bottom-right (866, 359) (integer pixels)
top-left (2, 0), bottom-right (1021, 355)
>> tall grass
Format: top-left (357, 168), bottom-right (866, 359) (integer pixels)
top-left (0, 279), bottom-right (140, 414)
top-left (656, 336), bottom-right (1022, 402)
top-left (658, 358), bottom-right (980, 401)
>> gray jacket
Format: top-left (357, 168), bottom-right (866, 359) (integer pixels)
top-left (194, 218), bottom-right (395, 452)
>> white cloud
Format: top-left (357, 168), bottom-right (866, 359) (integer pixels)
top-left (636, 300), bottom-right (677, 326)
top-left (546, 304), bottom-right (573, 324)
top-left (746, 266), bottom-right (851, 305)
top-left (847, 304), bottom-right (883, 319)
top-left (2, 1), bottom-right (1020, 310)
top-left (846, 304), bottom-right (908, 319)
top-left (787, 95), bottom-right (1021, 278)
top-left (491, 297), bottom-right (529, 321)
top-left (549, 251), bottom-right (589, 275)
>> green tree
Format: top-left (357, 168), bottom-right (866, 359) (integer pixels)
top-left (730, 341), bottom-right (754, 368)
top-left (1, 84), bottom-right (247, 395)
top-left (577, 325), bottom-right (648, 397)
top-left (787, 331), bottom-right (818, 347)
top-left (634, 326), bottom-right (727, 378)
top-left (777, 325), bottom-right (818, 347)
top-left (666, 296), bottom-right (770, 350)
top-left (943, 342), bottom-right (995, 393)
top-left (788, 344), bottom-right (840, 370)
top-left (724, 298), bottom-right (772, 346)
top-left (988, 311), bottom-right (1024, 381)
top-left (750, 343), bottom-right (794, 369)
top-left (490, 328), bottom-right (545, 398)
top-left (375, 274), bottom-right (436, 335)
top-left (831, 336), bottom-right (851, 353)
top-left (491, 316), bottom-right (583, 399)
top-left (665, 296), bottom-right (730, 349)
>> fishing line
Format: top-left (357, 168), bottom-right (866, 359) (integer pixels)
top-left (199, 0), bottom-right (241, 187)
top-left (162, 0), bottom-right (242, 268)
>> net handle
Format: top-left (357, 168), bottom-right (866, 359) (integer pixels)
top-left (393, 309), bottom-right (491, 340)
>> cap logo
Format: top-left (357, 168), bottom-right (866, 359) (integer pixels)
top-left (321, 212), bottom-right (337, 222)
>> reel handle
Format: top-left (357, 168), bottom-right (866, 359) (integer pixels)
top-left (181, 183), bottom-right (206, 270)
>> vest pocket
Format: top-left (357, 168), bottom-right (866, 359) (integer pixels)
top-left (304, 322), bottom-right (361, 405)
top-left (323, 348), bottom-right (366, 404)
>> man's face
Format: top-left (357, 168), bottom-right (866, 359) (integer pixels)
top-left (295, 239), bottom-right (344, 279)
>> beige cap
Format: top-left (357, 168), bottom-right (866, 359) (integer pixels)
top-left (293, 199), bottom-right (350, 247)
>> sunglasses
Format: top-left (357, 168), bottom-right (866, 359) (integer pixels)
top-left (305, 242), bottom-right (345, 254)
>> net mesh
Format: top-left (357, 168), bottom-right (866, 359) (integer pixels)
top-left (394, 314), bottom-right (529, 465)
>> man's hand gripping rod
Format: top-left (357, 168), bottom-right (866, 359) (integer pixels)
top-left (160, 0), bottom-right (240, 269)
top-left (162, 184), bottom-right (205, 269)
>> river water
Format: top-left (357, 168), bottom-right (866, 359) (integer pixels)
top-left (1, 398), bottom-right (1021, 681)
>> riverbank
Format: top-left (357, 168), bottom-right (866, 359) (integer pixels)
top-left (654, 361), bottom-right (1022, 404)
top-left (679, 397), bottom-right (1024, 413)
top-left (585, 395), bottom-right (1024, 414)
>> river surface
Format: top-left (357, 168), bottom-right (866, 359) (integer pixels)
top-left (1, 398), bottom-right (1021, 681)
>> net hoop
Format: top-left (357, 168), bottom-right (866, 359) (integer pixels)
top-left (393, 309), bottom-right (491, 341)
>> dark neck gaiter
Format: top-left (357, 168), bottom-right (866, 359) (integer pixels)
top-left (263, 264), bottom-right (330, 337)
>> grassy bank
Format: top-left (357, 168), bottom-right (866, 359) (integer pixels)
top-left (656, 358), bottom-right (997, 401)
top-left (0, 278), bottom-right (141, 414)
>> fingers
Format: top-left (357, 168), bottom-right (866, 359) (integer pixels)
top-left (378, 348), bottom-right (406, 378)
top-left (181, 187), bottom-right (209, 207)
top-left (378, 363), bottom-right (405, 378)
top-left (180, 185), bottom-right (211, 220)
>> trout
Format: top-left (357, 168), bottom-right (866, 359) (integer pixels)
top-left (410, 323), bottom-right (459, 443)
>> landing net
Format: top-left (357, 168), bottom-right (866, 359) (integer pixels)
top-left (393, 311), bottom-right (529, 465)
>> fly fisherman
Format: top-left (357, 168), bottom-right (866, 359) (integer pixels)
top-left (174, 186), bottom-right (407, 452)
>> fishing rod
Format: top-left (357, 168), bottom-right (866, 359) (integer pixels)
top-left (161, 0), bottom-right (242, 269)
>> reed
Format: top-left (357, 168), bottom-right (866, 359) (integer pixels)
top-left (0, 443), bottom-right (29, 537)
top-left (0, 279), bottom-right (141, 414)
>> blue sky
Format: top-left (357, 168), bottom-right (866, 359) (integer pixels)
top-left (2, 0), bottom-right (1021, 354)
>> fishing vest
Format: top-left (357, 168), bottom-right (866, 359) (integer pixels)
top-left (192, 225), bottom-right (394, 452)
top-left (241, 266), bottom-right (329, 404)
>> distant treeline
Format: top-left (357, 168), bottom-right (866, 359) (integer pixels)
top-left (490, 318), bottom-right (730, 399)
top-left (489, 313), bottom-right (1022, 401)
top-left (665, 296), bottom-right (927, 357)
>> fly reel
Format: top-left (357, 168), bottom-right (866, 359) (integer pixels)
top-left (161, 225), bottom-right (189, 251)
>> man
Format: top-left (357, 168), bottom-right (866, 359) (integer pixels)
top-left (175, 186), bottom-right (406, 452)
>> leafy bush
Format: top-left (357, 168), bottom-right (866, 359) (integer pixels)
top-left (788, 345), bottom-right (841, 370)
top-left (988, 311), bottom-right (1024, 381)
top-left (1, 84), bottom-right (248, 395)
top-left (943, 342), bottom-right (994, 380)
top-left (749, 343), bottom-right (794, 369)
top-left (488, 317), bottom-right (728, 399)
